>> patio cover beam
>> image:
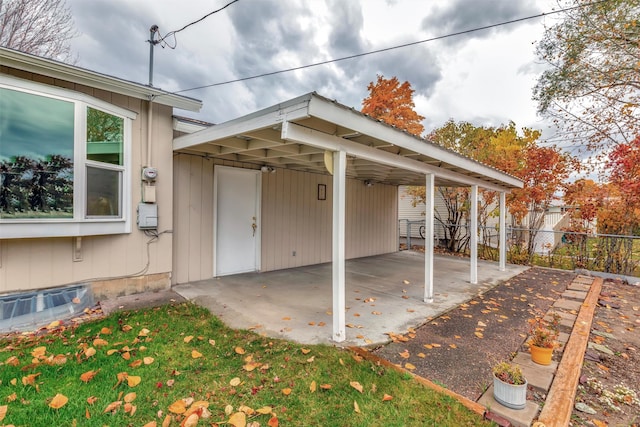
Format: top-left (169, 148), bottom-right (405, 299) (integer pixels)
top-left (281, 122), bottom-right (513, 191)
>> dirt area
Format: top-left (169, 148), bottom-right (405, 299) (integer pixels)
top-left (371, 267), bottom-right (576, 400)
top-left (570, 278), bottom-right (640, 427)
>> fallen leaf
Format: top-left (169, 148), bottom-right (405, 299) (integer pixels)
top-left (405, 362), bottom-right (416, 370)
top-left (32, 346), bottom-right (47, 358)
top-left (129, 359), bottom-right (142, 368)
top-left (354, 400), bottom-right (361, 414)
top-left (183, 335), bottom-right (194, 343)
top-left (84, 347), bottom-right (96, 358)
top-left (127, 375), bottom-right (141, 387)
top-left (124, 392), bottom-right (136, 403)
top-left (300, 348), bottom-right (311, 354)
top-left (138, 328), bottom-right (150, 337)
top-left (121, 324), bottom-right (133, 332)
top-left (449, 344), bottom-right (457, 349)
top-left (22, 373), bottom-right (41, 386)
top-left (191, 350), bottom-right (203, 359)
top-left (310, 380), bottom-right (317, 392)
top-left (142, 422), bottom-right (157, 427)
top-left (48, 393), bottom-right (68, 409)
top-left (268, 416), bottom-right (279, 427)
top-left (399, 350), bottom-right (410, 359)
top-left (371, 311), bottom-right (382, 315)
top-left (228, 411), bottom-right (247, 427)
top-left (87, 396), bottom-right (98, 405)
top-left (72, 297), bottom-right (81, 304)
top-left (350, 381), bottom-right (364, 393)
top-left (282, 316), bottom-right (291, 321)
top-left (235, 347), bottom-right (246, 355)
top-left (282, 388), bottom-right (292, 395)
top-left (474, 332), bottom-right (484, 339)
top-left (592, 420), bottom-right (608, 427)
top-left (382, 394), bottom-right (393, 401)
top-left (93, 338), bottom-right (108, 347)
top-left (320, 384), bottom-right (332, 390)
top-left (103, 400), bottom-right (122, 413)
top-left (5, 356), bottom-right (19, 366)
top-left (0, 405), bottom-right (7, 422)
top-left (168, 399), bottom-right (187, 414)
top-left (230, 377), bottom-right (241, 386)
top-left (209, 339), bottom-right (216, 346)
top-left (80, 369), bottom-right (100, 383)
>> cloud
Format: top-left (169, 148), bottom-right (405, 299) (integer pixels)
top-left (421, 0), bottom-right (542, 46)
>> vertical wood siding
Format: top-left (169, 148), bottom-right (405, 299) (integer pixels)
top-left (172, 159), bottom-right (399, 284)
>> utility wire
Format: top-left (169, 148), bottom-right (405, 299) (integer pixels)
top-left (164, 0), bottom-right (610, 96)
top-left (155, 0), bottom-right (240, 49)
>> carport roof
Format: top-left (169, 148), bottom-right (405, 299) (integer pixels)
top-left (173, 92), bottom-right (522, 191)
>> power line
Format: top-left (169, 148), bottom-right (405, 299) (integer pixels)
top-left (155, 0), bottom-right (240, 49)
top-left (164, 0), bottom-right (610, 97)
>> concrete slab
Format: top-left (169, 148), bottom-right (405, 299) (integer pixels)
top-left (568, 282), bottom-right (591, 292)
top-left (173, 252), bottom-right (528, 346)
top-left (515, 361), bottom-right (555, 392)
top-left (513, 352), bottom-right (558, 371)
top-left (478, 385), bottom-right (540, 427)
top-left (553, 299), bottom-right (583, 311)
top-left (561, 289), bottom-right (588, 300)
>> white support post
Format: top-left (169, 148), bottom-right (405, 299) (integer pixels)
top-left (470, 185), bottom-right (478, 284)
top-left (332, 150), bottom-right (347, 342)
top-left (499, 191), bottom-right (506, 271)
top-left (424, 174), bottom-right (435, 303)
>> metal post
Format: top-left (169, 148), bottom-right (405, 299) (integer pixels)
top-left (148, 25), bottom-right (159, 87)
top-left (406, 221), bottom-right (411, 249)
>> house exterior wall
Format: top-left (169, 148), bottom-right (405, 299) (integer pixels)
top-left (172, 154), bottom-right (398, 284)
top-left (0, 67), bottom-right (175, 299)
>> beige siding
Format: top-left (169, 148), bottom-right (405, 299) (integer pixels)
top-left (0, 69), bottom-right (174, 298)
top-left (172, 158), bottom-right (399, 284)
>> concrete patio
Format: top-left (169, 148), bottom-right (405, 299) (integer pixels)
top-left (173, 251), bottom-right (528, 346)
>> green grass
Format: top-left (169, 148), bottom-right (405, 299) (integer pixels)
top-left (0, 303), bottom-right (492, 426)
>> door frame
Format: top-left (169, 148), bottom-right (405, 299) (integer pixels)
top-left (212, 165), bottom-right (262, 277)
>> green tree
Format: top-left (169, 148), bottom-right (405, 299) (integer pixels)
top-left (361, 75), bottom-right (425, 137)
top-left (533, 0), bottom-right (640, 154)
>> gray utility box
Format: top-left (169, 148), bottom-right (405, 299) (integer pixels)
top-left (137, 202), bottom-right (158, 229)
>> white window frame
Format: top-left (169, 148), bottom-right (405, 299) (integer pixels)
top-left (0, 75), bottom-right (136, 238)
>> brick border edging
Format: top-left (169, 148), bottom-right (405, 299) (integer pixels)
top-left (348, 347), bottom-right (488, 418)
top-left (536, 276), bottom-right (603, 426)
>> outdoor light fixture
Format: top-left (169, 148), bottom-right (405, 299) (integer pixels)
top-left (261, 166), bottom-right (276, 173)
top-left (364, 180), bottom-right (374, 187)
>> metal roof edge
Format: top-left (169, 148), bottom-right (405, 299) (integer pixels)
top-left (0, 46), bottom-right (202, 112)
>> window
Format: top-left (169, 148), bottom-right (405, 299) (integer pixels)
top-left (0, 75), bottom-right (136, 238)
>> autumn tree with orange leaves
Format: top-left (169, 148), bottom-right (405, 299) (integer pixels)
top-left (361, 75), bottom-right (425, 137)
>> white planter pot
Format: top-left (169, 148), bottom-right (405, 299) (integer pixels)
top-left (493, 375), bottom-right (527, 410)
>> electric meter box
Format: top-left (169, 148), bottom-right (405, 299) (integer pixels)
top-left (137, 202), bottom-right (158, 229)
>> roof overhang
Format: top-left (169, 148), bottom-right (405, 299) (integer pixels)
top-left (0, 46), bottom-right (202, 112)
top-left (173, 92), bottom-right (523, 191)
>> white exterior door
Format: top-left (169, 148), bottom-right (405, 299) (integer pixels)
top-left (214, 167), bottom-right (261, 276)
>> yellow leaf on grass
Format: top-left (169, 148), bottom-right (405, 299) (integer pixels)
top-left (182, 413), bottom-right (199, 427)
top-left (0, 405), bottom-right (7, 422)
top-left (138, 328), bottom-right (150, 337)
top-left (32, 346), bottom-right (47, 358)
top-left (122, 352), bottom-right (131, 360)
top-left (127, 375), bottom-right (141, 387)
top-left (100, 327), bottom-right (112, 334)
top-left (382, 393), bottom-right (393, 401)
top-left (87, 396), bottom-right (98, 405)
top-left (107, 349), bottom-right (119, 356)
top-left (22, 373), bottom-right (41, 386)
top-left (282, 388), bottom-right (292, 395)
top-left (310, 380), bottom-right (317, 392)
top-left (228, 411), bottom-right (247, 427)
top-left (168, 399), bottom-right (187, 414)
top-left (121, 324), bottom-right (133, 332)
top-left (48, 393), bottom-right (68, 409)
top-left (405, 363), bottom-right (416, 370)
top-left (350, 381), bottom-right (364, 393)
top-left (235, 347), bottom-right (246, 355)
top-left (6, 393), bottom-right (17, 402)
top-left (300, 348), bottom-right (311, 354)
top-left (243, 362), bottom-right (262, 372)
top-left (93, 338), bottom-right (108, 347)
top-left (142, 422), bottom-right (157, 427)
top-left (103, 400), bottom-right (122, 413)
top-left (268, 416), bottom-right (279, 427)
top-left (183, 335), bottom-right (194, 343)
top-left (256, 406), bottom-right (273, 415)
top-left (354, 400), bottom-right (361, 413)
top-left (84, 347), bottom-right (96, 358)
top-left (80, 370), bottom-right (100, 383)
top-left (6, 356), bottom-right (19, 366)
top-left (191, 350), bottom-right (203, 359)
top-left (129, 359), bottom-right (142, 368)
top-left (320, 384), bottom-right (332, 390)
top-left (124, 392), bottom-right (136, 403)
top-left (230, 377), bottom-right (242, 386)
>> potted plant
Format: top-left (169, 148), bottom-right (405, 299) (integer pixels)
top-left (527, 313), bottom-right (560, 365)
top-left (492, 361), bottom-right (527, 410)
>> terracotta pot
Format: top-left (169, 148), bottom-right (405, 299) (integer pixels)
top-left (493, 375), bottom-right (527, 410)
top-left (530, 344), bottom-right (553, 365)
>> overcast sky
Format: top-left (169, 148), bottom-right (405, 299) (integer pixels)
top-left (66, 0), bottom-right (556, 137)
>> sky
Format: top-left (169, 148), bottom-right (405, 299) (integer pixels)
top-left (66, 0), bottom-right (557, 138)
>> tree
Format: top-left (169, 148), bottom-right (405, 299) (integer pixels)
top-left (0, 0), bottom-right (77, 62)
top-left (361, 75), bottom-right (425, 137)
top-left (605, 134), bottom-right (640, 234)
top-left (533, 0), bottom-right (640, 155)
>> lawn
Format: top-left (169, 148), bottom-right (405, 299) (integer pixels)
top-left (0, 303), bottom-right (492, 426)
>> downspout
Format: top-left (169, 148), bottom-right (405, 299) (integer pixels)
top-left (147, 98), bottom-right (153, 168)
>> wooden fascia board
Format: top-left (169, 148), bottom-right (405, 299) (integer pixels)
top-left (307, 96), bottom-right (522, 189)
top-left (1, 47), bottom-right (201, 111)
top-left (173, 100), bottom-right (311, 151)
top-left (282, 121), bottom-right (513, 192)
